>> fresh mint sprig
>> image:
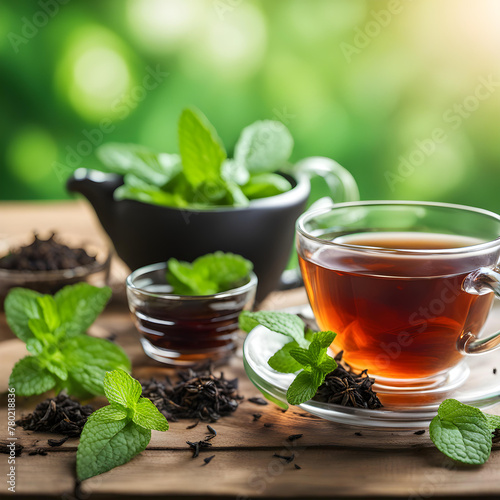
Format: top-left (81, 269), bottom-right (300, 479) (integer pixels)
top-left (6, 284), bottom-right (130, 398)
top-left (96, 108), bottom-right (293, 209)
top-left (430, 399), bottom-right (500, 465)
top-left (239, 311), bottom-right (337, 405)
top-left (167, 251), bottom-right (253, 296)
top-left (76, 369), bottom-right (168, 481)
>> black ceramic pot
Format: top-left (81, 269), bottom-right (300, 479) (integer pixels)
top-left (67, 158), bottom-right (358, 302)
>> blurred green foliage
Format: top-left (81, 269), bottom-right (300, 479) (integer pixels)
top-left (1, 0), bottom-right (500, 212)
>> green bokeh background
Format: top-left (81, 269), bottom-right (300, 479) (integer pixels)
top-left (1, 0), bottom-right (499, 211)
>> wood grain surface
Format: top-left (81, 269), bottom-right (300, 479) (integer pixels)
top-left (1, 201), bottom-right (500, 499)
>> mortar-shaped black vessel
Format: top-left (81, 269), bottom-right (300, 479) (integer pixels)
top-left (67, 158), bottom-right (358, 302)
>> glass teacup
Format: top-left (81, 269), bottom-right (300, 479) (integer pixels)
top-left (297, 201), bottom-right (500, 389)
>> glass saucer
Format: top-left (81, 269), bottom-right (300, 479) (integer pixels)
top-left (243, 314), bottom-right (500, 430)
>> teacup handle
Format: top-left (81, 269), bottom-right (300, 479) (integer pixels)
top-left (293, 156), bottom-right (360, 204)
top-left (461, 267), bottom-right (500, 354)
top-left (279, 157), bottom-right (359, 290)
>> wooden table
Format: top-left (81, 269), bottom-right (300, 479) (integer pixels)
top-left (1, 201), bottom-right (500, 500)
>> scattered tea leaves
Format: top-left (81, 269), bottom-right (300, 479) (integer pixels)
top-left (274, 453), bottom-right (294, 464)
top-left (16, 394), bottom-right (94, 437)
top-left (414, 430), bottom-right (425, 436)
top-left (248, 397), bottom-right (268, 406)
top-left (252, 413), bottom-right (262, 421)
top-left (207, 425), bottom-right (217, 436)
top-left (47, 436), bottom-right (69, 447)
top-left (203, 455), bottom-right (216, 466)
top-left (263, 423), bottom-right (273, 428)
top-left (0, 233), bottom-right (96, 271)
top-left (0, 442), bottom-right (23, 457)
top-left (287, 434), bottom-right (303, 442)
top-left (294, 464), bottom-right (302, 470)
top-left (314, 352), bottom-right (382, 409)
top-left (187, 440), bottom-right (213, 459)
top-left (141, 365), bottom-right (240, 422)
top-left (29, 448), bottom-right (47, 456)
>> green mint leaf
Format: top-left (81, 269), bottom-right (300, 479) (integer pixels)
top-left (429, 399), bottom-right (492, 465)
top-left (167, 252), bottom-right (253, 296)
top-left (97, 405), bottom-right (129, 422)
top-left (242, 173), bottom-right (292, 200)
top-left (9, 356), bottom-right (56, 396)
top-left (238, 311), bottom-right (308, 347)
top-left (132, 398), bottom-right (169, 432)
top-left (97, 143), bottom-right (181, 187)
top-left (312, 331), bottom-right (337, 349)
top-left (193, 252), bottom-right (252, 291)
top-left (286, 371), bottom-right (318, 405)
top-left (62, 336), bottom-right (131, 396)
top-left (307, 340), bottom-right (322, 365)
top-left (222, 181), bottom-right (249, 207)
top-left (289, 348), bottom-right (313, 368)
top-left (178, 108), bottom-right (226, 188)
top-left (166, 258), bottom-right (218, 296)
top-left (4, 288), bottom-right (42, 342)
top-left (268, 341), bottom-right (303, 373)
top-left (77, 415), bottom-right (150, 481)
top-left (318, 357), bottom-right (337, 374)
top-left (43, 358), bottom-right (68, 381)
top-left (37, 296), bottom-right (60, 332)
top-left (26, 338), bottom-right (43, 356)
top-left (234, 120), bottom-right (293, 174)
top-left (76, 371), bottom-right (168, 480)
top-left (114, 175), bottom-right (189, 208)
top-left (55, 283), bottom-right (112, 338)
top-left (103, 369), bottom-right (142, 409)
top-left (28, 318), bottom-right (51, 340)
top-left (221, 159), bottom-right (250, 186)
top-left (485, 414), bottom-right (500, 431)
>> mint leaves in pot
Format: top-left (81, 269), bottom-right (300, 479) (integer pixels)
top-left (166, 251), bottom-right (253, 296)
top-left (76, 369), bottom-right (168, 481)
top-left (96, 108), bottom-right (294, 209)
top-left (6, 283), bottom-right (131, 398)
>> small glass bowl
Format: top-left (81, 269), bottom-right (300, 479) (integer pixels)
top-left (126, 262), bottom-right (258, 366)
top-left (0, 234), bottom-right (111, 307)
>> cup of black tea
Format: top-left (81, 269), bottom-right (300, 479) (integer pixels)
top-left (126, 262), bottom-right (257, 366)
top-left (297, 201), bottom-right (500, 390)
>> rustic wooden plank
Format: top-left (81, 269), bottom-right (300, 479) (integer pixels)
top-left (77, 446), bottom-right (500, 499)
top-left (0, 451), bottom-right (75, 497)
top-left (2, 201), bottom-right (500, 499)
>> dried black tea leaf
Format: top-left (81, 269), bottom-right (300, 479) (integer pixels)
top-left (186, 440), bottom-right (213, 459)
top-left (203, 455), bottom-right (215, 465)
top-left (47, 436), bottom-right (69, 447)
top-left (0, 233), bottom-right (96, 271)
top-left (248, 397), bottom-right (268, 406)
top-left (0, 441), bottom-right (23, 457)
top-left (141, 364), bottom-right (240, 422)
top-left (287, 434), bottom-right (303, 442)
top-left (16, 394), bottom-right (94, 437)
top-left (273, 453), bottom-right (294, 464)
top-left (313, 351), bottom-right (383, 410)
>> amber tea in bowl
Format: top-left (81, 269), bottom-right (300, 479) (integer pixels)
top-left (126, 262), bottom-right (257, 366)
top-left (297, 201), bottom-right (500, 389)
